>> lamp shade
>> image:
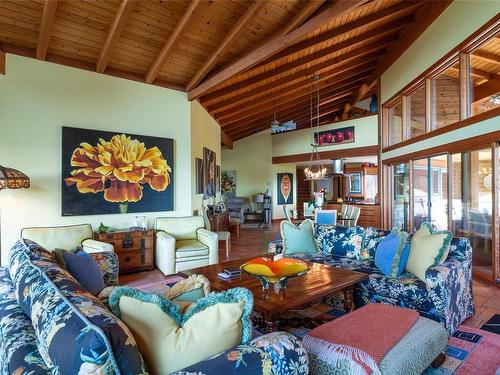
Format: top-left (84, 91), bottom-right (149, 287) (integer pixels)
top-left (253, 193), bottom-right (264, 203)
top-left (0, 165), bottom-right (30, 190)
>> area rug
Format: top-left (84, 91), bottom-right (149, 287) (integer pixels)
top-left (481, 314), bottom-right (500, 335)
top-left (133, 275), bottom-right (185, 295)
top-left (241, 222), bottom-right (270, 230)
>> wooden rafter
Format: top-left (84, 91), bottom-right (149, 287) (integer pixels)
top-left (0, 49), bottom-right (4, 75)
top-left (188, 0), bottom-right (368, 100)
top-left (36, 0), bottom-right (58, 60)
top-left (221, 130), bottom-right (233, 149)
top-left (145, 0), bottom-right (202, 84)
top-left (282, 0), bottom-right (326, 36)
top-left (203, 19), bottom-right (408, 107)
top-left (473, 75), bottom-right (500, 102)
top-left (473, 50), bottom-right (500, 64)
top-left (257, 1), bottom-right (421, 68)
top-left (96, 0), bottom-right (136, 74)
top-left (343, 0), bottom-right (452, 115)
top-left (186, 0), bottom-right (266, 91)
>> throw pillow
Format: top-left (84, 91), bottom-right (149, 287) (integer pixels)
top-left (109, 286), bottom-right (253, 374)
top-left (63, 250), bottom-right (106, 295)
top-left (164, 274), bottom-right (210, 302)
top-left (360, 227), bottom-right (392, 260)
top-left (280, 219), bottom-right (319, 255)
top-left (314, 225), bottom-right (365, 258)
top-left (374, 230), bottom-right (410, 277)
top-left (405, 222), bottom-right (452, 281)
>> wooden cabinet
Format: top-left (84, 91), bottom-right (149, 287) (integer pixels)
top-left (95, 230), bottom-right (154, 274)
top-left (323, 203), bottom-right (381, 228)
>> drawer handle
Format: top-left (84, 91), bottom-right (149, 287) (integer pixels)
top-left (124, 256), bottom-right (131, 263)
top-left (122, 237), bottom-right (134, 248)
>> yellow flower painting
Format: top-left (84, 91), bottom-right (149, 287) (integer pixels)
top-left (62, 127), bottom-right (173, 215)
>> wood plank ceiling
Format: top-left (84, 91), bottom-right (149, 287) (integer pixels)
top-left (0, 0), bottom-right (455, 146)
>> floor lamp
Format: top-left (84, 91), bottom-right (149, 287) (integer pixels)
top-left (0, 165), bottom-right (30, 261)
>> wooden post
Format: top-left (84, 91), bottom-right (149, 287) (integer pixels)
top-left (0, 49), bottom-right (5, 75)
top-left (459, 52), bottom-right (471, 121)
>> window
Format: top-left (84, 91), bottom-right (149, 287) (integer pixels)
top-left (407, 85), bottom-right (426, 138)
top-left (469, 36), bottom-right (500, 116)
top-left (393, 163), bottom-right (409, 231)
top-left (431, 61), bottom-right (460, 129)
top-left (388, 100), bottom-right (403, 145)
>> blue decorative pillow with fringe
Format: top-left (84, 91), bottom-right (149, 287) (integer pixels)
top-left (374, 230), bottom-right (410, 277)
top-left (108, 286), bottom-right (254, 374)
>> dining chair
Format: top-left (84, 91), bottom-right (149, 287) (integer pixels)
top-left (203, 208), bottom-right (231, 259)
top-left (314, 209), bottom-right (337, 225)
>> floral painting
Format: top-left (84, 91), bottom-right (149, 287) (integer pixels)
top-left (221, 170), bottom-right (236, 198)
top-left (62, 126), bottom-right (174, 215)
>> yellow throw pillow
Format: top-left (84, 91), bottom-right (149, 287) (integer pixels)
top-left (109, 287), bottom-right (253, 375)
top-left (405, 222), bottom-right (452, 281)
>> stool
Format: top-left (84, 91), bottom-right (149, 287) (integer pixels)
top-left (304, 309), bottom-right (448, 375)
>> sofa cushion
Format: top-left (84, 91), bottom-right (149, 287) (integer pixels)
top-left (315, 225), bottom-right (365, 258)
top-left (360, 227), bottom-right (392, 260)
top-left (374, 231), bottom-right (411, 278)
top-left (8, 239), bottom-right (147, 374)
top-left (63, 250), bottom-right (106, 295)
top-left (109, 286), bottom-right (253, 374)
top-left (0, 267), bottom-right (50, 374)
top-left (324, 255), bottom-right (381, 275)
top-left (406, 222), bottom-right (452, 281)
top-left (281, 219), bottom-right (319, 255)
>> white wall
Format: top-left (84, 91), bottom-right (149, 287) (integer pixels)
top-left (272, 115), bottom-right (378, 157)
top-left (0, 54), bottom-right (194, 264)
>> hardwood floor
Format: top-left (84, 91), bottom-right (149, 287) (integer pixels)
top-left (120, 222), bottom-right (500, 328)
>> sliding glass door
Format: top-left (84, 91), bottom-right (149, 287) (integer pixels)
top-left (413, 155), bottom-right (448, 230)
top-left (393, 163), bottom-right (409, 231)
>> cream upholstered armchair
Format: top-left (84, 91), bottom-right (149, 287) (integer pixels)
top-left (21, 223), bottom-right (113, 253)
top-left (155, 216), bottom-right (218, 275)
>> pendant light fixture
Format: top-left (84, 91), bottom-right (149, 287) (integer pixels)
top-left (304, 74), bottom-right (327, 181)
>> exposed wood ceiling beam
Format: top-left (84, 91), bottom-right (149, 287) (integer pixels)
top-left (450, 66), bottom-right (492, 81)
top-left (188, 0), bottom-right (368, 100)
top-left (203, 20), bottom-right (408, 107)
top-left (212, 61), bottom-right (377, 120)
top-left (473, 50), bottom-right (500, 64)
top-left (473, 75), bottom-right (500, 102)
top-left (221, 130), bottom-right (233, 149)
top-left (186, 0), bottom-right (266, 91)
top-left (343, 79), bottom-right (377, 116)
top-left (256, 1), bottom-right (421, 68)
top-left (221, 78), bottom-right (369, 133)
top-left (36, 0), bottom-right (58, 60)
top-left (96, 0), bottom-right (136, 74)
top-left (282, 0), bottom-right (326, 35)
top-left (0, 49), bottom-right (5, 75)
top-left (343, 0), bottom-right (452, 115)
top-left (207, 40), bottom-right (391, 113)
top-left (146, 0), bottom-right (202, 84)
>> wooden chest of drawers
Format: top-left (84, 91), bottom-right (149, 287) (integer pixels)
top-left (94, 230), bottom-right (154, 274)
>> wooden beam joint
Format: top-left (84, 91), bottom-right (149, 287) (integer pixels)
top-left (37, 0), bottom-right (58, 60)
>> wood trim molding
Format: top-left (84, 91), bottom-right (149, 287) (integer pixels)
top-left (272, 145), bottom-right (379, 164)
top-left (36, 0), bottom-right (58, 60)
top-left (492, 143), bottom-right (500, 283)
top-left (382, 129), bottom-right (500, 165)
top-left (145, 0), bottom-right (201, 84)
top-left (382, 106), bottom-right (500, 153)
top-left (188, 0), bottom-right (367, 100)
top-left (96, 0), bottom-right (136, 74)
top-left (0, 49), bottom-right (5, 75)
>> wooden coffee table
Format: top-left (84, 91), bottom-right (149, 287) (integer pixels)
top-left (182, 256), bottom-right (367, 331)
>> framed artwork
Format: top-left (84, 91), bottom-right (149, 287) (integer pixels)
top-left (221, 170), bottom-right (236, 198)
top-left (195, 158), bottom-right (203, 194)
top-left (314, 126), bottom-right (355, 147)
top-left (203, 147), bottom-right (216, 198)
top-left (62, 126), bottom-right (174, 215)
top-left (277, 173), bottom-right (293, 205)
top-left (347, 172), bottom-right (362, 194)
top-left (216, 165), bottom-right (220, 192)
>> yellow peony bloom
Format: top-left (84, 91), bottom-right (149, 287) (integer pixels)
top-left (65, 134), bottom-right (171, 203)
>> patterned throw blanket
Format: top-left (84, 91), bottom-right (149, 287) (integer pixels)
top-left (303, 303), bottom-right (419, 375)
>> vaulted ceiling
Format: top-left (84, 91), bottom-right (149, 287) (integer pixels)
top-left (0, 0), bottom-right (453, 146)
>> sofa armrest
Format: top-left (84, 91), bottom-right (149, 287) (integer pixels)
top-left (173, 332), bottom-right (308, 375)
top-left (156, 231), bottom-right (177, 275)
top-left (88, 251), bottom-right (119, 287)
top-left (197, 228), bottom-right (219, 265)
top-left (425, 239), bottom-right (475, 334)
top-left (82, 238), bottom-right (114, 253)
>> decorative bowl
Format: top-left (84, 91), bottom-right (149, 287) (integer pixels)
top-left (240, 257), bottom-right (309, 291)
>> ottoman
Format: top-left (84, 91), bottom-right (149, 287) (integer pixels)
top-left (304, 309), bottom-right (448, 375)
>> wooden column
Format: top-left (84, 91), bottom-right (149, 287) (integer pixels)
top-left (425, 78), bottom-right (432, 132)
top-left (492, 143), bottom-right (499, 283)
top-left (459, 52), bottom-right (471, 121)
top-left (0, 49), bottom-right (5, 75)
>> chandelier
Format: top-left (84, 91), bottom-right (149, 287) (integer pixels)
top-left (304, 74), bottom-right (326, 181)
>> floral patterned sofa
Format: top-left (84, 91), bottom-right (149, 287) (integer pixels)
top-left (291, 225), bottom-right (475, 334)
top-left (0, 239), bottom-right (308, 374)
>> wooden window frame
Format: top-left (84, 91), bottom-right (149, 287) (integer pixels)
top-left (381, 16), bottom-right (499, 153)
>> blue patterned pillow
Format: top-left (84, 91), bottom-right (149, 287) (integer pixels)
top-left (315, 225), bottom-right (365, 258)
top-left (63, 250), bottom-right (105, 295)
top-left (361, 227), bottom-right (392, 260)
top-left (8, 239), bottom-right (147, 374)
top-left (374, 230), bottom-right (411, 277)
